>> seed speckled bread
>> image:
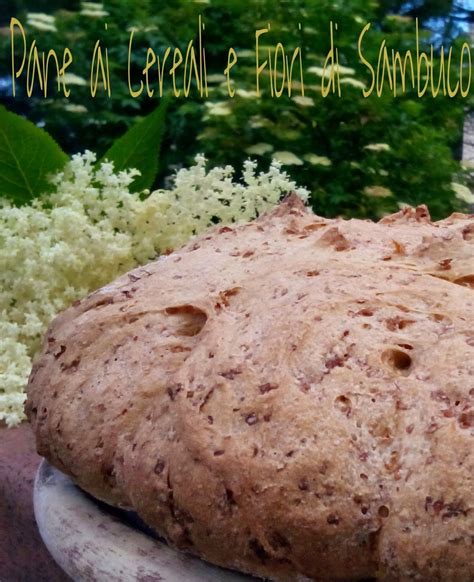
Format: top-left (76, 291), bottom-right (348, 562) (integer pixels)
top-left (26, 197), bottom-right (474, 581)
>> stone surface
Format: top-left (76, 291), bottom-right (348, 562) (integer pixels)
top-left (0, 423), bottom-right (68, 581)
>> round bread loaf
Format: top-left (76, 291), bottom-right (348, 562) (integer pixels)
top-left (27, 197), bottom-right (474, 581)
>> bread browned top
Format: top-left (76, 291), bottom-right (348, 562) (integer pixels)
top-left (27, 197), bottom-right (474, 581)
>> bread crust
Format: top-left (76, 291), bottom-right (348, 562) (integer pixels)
top-left (26, 198), bottom-right (474, 581)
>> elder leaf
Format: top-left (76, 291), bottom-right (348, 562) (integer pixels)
top-left (0, 106), bottom-right (68, 204)
top-left (99, 97), bottom-right (169, 192)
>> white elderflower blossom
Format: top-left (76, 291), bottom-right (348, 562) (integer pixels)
top-left (58, 73), bottom-right (88, 87)
top-left (364, 186), bottom-right (393, 198)
top-left (451, 182), bottom-right (474, 204)
top-left (304, 154), bottom-right (332, 166)
top-left (337, 65), bottom-right (356, 76)
top-left (81, 1), bottom-right (105, 7)
top-left (309, 64), bottom-right (355, 78)
top-left (308, 66), bottom-right (329, 78)
top-left (206, 74), bottom-right (226, 84)
top-left (81, 9), bottom-right (109, 17)
top-left (245, 143), bottom-right (273, 155)
top-left (249, 116), bottom-right (268, 129)
top-left (0, 153), bottom-right (308, 427)
top-left (205, 101), bottom-right (232, 116)
top-left (364, 143), bottom-right (391, 153)
top-left (26, 15), bottom-right (57, 32)
top-left (293, 95), bottom-right (314, 107)
top-left (340, 78), bottom-right (366, 90)
top-left (80, 2), bottom-right (109, 17)
top-left (273, 151), bottom-right (304, 166)
top-left (236, 88), bottom-right (258, 99)
top-left (27, 12), bottom-right (55, 23)
top-left (236, 49), bottom-right (254, 58)
top-left (64, 104), bottom-right (88, 113)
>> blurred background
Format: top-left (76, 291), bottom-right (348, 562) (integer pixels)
top-left (1, 0), bottom-right (474, 219)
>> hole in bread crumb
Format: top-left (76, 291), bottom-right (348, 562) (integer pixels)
top-left (378, 505), bottom-right (390, 518)
top-left (431, 313), bottom-right (448, 322)
top-left (385, 317), bottom-right (415, 331)
top-left (326, 513), bottom-right (340, 525)
top-left (269, 531), bottom-right (291, 551)
top-left (225, 488), bottom-right (236, 505)
top-left (154, 459), bottom-right (165, 474)
top-left (334, 395), bottom-right (352, 416)
top-left (53, 345), bottom-right (66, 359)
top-left (356, 308), bottom-right (374, 317)
top-left (397, 343), bottom-right (413, 350)
top-left (249, 538), bottom-right (269, 564)
top-left (298, 478), bottom-right (309, 491)
top-left (458, 412), bottom-right (473, 429)
top-left (164, 305), bottom-right (207, 336)
top-left (381, 348), bottom-right (412, 374)
top-left (462, 224), bottom-right (474, 240)
top-left (244, 413), bottom-right (258, 425)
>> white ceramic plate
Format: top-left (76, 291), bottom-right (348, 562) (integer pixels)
top-left (34, 460), bottom-right (254, 582)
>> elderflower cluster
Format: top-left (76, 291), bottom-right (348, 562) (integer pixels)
top-left (0, 153), bottom-right (308, 427)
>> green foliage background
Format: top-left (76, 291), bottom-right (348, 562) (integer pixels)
top-left (1, 0), bottom-right (472, 219)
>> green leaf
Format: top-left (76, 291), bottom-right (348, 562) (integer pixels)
top-left (99, 97), bottom-right (170, 192)
top-left (0, 106), bottom-right (68, 204)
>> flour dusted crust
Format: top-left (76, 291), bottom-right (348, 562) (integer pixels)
top-left (27, 197), bottom-right (474, 581)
